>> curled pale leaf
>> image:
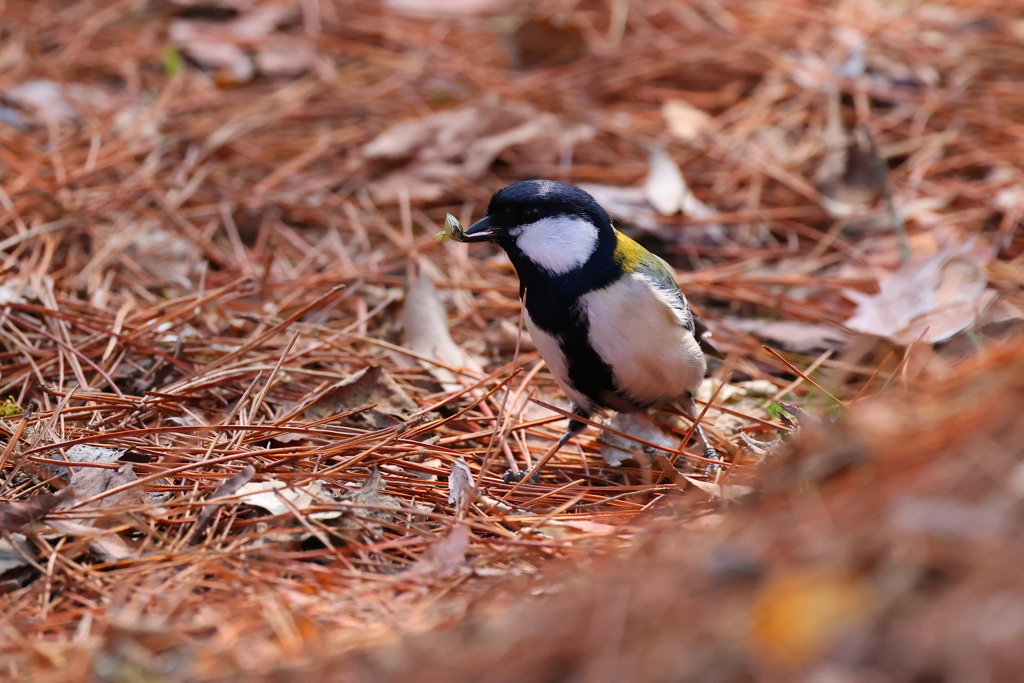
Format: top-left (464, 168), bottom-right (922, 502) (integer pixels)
top-left (545, 519), bottom-right (616, 534)
top-left (644, 147), bottom-right (687, 215)
top-left (402, 268), bottom-right (484, 391)
top-left (662, 99), bottom-right (711, 141)
top-left (237, 480), bottom-right (323, 516)
top-left (738, 431), bottom-right (784, 459)
top-left (447, 457), bottom-right (476, 509)
top-left (684, 476), bottom-right (754, 501)
top-left (434, 214), bottom-right (466, 244)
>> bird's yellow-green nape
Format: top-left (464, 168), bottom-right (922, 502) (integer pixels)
top-left (612, 229), bottom-right (647, 274)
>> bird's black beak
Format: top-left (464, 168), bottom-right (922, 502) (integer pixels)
top-left (461, 215), bottom-right (504, 243)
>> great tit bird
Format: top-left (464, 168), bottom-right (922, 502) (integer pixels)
top-left (461, 180), bottom-right (720, 482)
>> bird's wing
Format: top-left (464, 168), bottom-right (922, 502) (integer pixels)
top-left (636, 253), bottom-right (723, 360)
top-left (690, 310), bottom-right (722, 359)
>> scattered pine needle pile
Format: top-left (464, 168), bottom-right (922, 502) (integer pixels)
top-left (1, 0), bottom-right (1023, 680)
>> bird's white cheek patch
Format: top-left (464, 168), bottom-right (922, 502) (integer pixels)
top-left (515, 216), bottom-right (599, 275)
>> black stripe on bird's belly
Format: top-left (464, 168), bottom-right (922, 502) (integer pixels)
top-left (522, 285), bottom-right (627, 413)
top-left (557, 304), bottom-right (620, 411)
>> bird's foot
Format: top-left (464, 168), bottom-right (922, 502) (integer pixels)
top-left (703, 445), bottom-right (722, 477)
top-left (502, 469), bottom-right (538, 484)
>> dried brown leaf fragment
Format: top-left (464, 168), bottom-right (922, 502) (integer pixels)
top-left (845, 236), bottom-right (998, 345)
top-left (410, 525), bottom-right (470, 578)
top-left (363, 101), bottom-right (593, 202)
top-left (306, 365), bottom-right (418, 431)
top-left (0, 489), bottom-right (74, 533)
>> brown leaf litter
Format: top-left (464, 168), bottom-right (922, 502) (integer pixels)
top-left (289, 336), bottom-right (1024, 683)
top-left (169, 3), bottom-right (318, 83)
top-left (362, 100), bottom-right (594, 202)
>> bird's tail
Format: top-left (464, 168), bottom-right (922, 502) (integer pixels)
top-left (692, 312), bottom-right (723, 360)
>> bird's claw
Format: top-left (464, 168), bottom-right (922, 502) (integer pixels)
top-left (502, 469), bottom-right (538, 484)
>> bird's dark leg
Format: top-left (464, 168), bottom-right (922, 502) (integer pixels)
top-left (679, 392), bottom-right (720, 476)
top-left (503, 414), bottom-right (588, 484)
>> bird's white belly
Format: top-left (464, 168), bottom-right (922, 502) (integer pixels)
top-left (523, 310), bottom-right (595, 412)
top-left (582, 274), bottom-right (705, 405)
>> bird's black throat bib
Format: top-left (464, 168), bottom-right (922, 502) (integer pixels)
top-left (503, 237), bottom-right (630, 414)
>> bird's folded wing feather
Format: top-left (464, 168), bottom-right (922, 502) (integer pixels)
top-left (637, 253), bottom-right (722, 359)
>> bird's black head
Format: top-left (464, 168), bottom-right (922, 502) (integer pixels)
top-left (462, 180), bottom-right (615, 280)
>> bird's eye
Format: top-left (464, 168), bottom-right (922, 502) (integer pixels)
top-left (523, 208), bottom-right (540, 223)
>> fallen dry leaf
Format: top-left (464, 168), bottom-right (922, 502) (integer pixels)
top-left (844, 236), bottom-right (998, 344)
top-left (3, 80), bottom-right (112, 124)
top-left (683, 476), bottom-right (755, 501)
top-left (253, 35), bottom-right (318, 78)
top-left (738, 431), bottom-right (785, 459)
top-left (644, 147), bottom-right (688, 216)
top-left (599, 412), bottom-right (678, 468)
top-left (583, 149), bottom-right (723, 243)
top-left (305, 365), bottom-right (418, 430)
top-left (362, 101), bottom-right (593, 202)
top-left (126, 224), bottom-right (204, 287)
top-left (721, 317), bottom-right (852, 353)
top-left (57, 444), bottom-right (152, 510)
top-left (815, 98), bottom-right (881, 217)
top-left (544, 519), bottom-right (616, 535)
top-left (403, 268), bottom-right (483, 390)
top-left (48, 447), bottom-right (148, 558)
top-left (447, 456), bottom-right (476, 510)
top-left (577, 183), bottom-right (661, 232)
top-left (47, 519), bottom-right (133, 561)
top-left (0, 489), bottom-right (74, 533)
top-left (334, 468), bottom-right (403, 532)
top-left (411, 525), bottom-right (470, 578)
top-left (189, 465), bottom-right (256, 544)
top-left (644, 148), bottom-right (720, 224)
top-left (169, 3), bottom-right (313, 83)
top-left (237, 479), bottom-right (323, 517)
top-left (64, 444), bottom-right (129, 463)
top-left (690, 379), bottom-right (777, 442)
top-left (89, 221), bottom-right (204, 289)
top-left (67, 462), bottom-right (142, 508)
top-left (52, 444), bottom-right (148, 478)
top-left (0, 534), bottom-right (34, 575)
top-left (662, 99), bottom-right (712, 142)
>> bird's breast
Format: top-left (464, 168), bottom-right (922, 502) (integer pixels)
top-left (581, 273), bottom-right (706, 405)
